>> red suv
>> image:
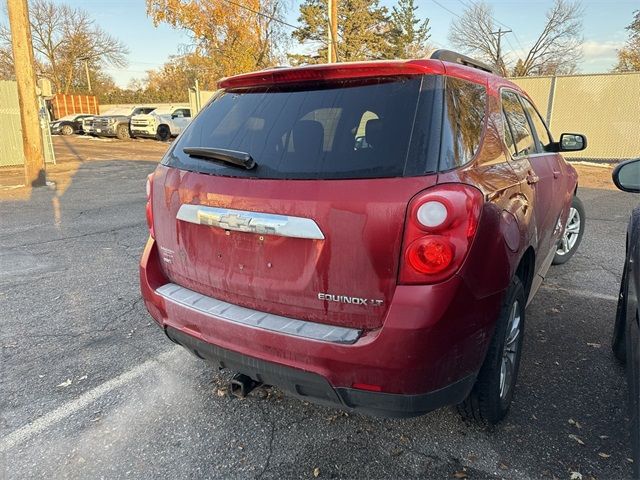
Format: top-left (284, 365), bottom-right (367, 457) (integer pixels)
top-left (140, 51), bottom-right (586, 424)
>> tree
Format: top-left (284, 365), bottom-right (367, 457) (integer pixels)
top-left (146, 0), bottom-right (288, 79)
top-left (142, 53), bottom-right (213, 102)
top-left (614, 10), bottom-right (640, 72)
top-left (291, 0), bottom-right (394, 64)
top-left (389, 0), bottom-right (431, 59)
top-left (448, 0), bottom-right (583, 76)
top-left (0, 0), bottom-right (128, 93)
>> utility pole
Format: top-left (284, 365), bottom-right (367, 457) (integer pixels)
top-left (83, 59), bottom-right (92, 93)
top-left (7, 0), bottom-right (46, 187)
top-left (490, 27), bottom-right (511, 75)
top-left (327, 0), bottom-right (337, 63)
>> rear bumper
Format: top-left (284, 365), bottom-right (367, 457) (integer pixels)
top-left (140, 237), bottom-right (504, 417)
top-left (166, 326), bottom-right (475, 417)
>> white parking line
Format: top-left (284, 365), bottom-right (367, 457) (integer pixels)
top-left (540, 285), bottom-right (618, 302)
top-left (0, 346), bottom-right (182, 453)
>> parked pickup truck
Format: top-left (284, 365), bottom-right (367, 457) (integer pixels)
top-left (93, 106), bottom-right (157, 140)
top-left (130, 105), bottom-right (192, 141)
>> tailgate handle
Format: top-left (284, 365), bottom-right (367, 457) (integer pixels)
top-left (176, 205), bottom-right (325, 240)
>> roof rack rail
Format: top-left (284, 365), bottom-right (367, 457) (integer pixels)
top-left (430, 49), bottom-right (497, 75)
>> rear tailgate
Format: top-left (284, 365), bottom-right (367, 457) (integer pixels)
top-left (152, 73), bottom-right (442, 330)
top-left (152, 169), bottom-right (437, 330)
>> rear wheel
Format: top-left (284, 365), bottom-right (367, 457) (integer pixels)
top-left (116, 124), bottom-right (131, 140)
top-left (156, 124), bottom-right (171, 141)
top-left (61, 124), bottom-right (74, 136)
top-left (457, 276), bottom-right (525, 425)
top-left (553, 196), bottom-right (585, 265)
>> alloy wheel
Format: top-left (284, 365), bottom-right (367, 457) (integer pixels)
top-left (499, 300), bottom-right (522, 401)
top-left (556, 207), bottom-right (581, 256)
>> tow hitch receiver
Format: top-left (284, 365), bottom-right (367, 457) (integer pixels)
top-left (230, 373), bottom-right (262, 398)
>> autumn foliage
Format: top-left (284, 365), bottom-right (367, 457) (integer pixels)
top-left (146, 0), bottom-right (287, 80)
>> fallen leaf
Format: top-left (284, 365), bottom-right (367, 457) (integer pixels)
top-left (466, 454), bottom-right (478, 462)
top-left (598, 452), bottom-right (610, 458)
top-left (499, 462), bottom-right (509, 470)
top-left (57, 379), bottom-right (72, 388)
top-left (216, 388), bottom-right (227, 397)
top-left (569, 434), bottom-right (585, 446)
top-left (570, 472), bottom-right (583, 480)
top-left (313, 467), bottom-right (320, 477)
top-left (453, 470), bottom-right (468, 479)
top-left (77, 375), bottom-right (88, 381)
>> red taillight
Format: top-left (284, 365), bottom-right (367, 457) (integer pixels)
top-left (406, 236), bottom-right (454, 274)
top-left (146, 173), bottom-right (155, 239)
top-left (399, 184), bottom-right (483, 284)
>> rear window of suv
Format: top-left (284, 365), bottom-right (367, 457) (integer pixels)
top-left (164, 76), bottom-right (441, 180)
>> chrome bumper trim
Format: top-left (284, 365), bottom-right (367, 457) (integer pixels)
top-left (156, 283), bottom-right (361, 344)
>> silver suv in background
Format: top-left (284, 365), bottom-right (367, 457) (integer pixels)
top-left (93, 106), bottom-right (157, 140)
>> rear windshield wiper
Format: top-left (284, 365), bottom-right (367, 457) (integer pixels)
top-left (182, 147), bottom-right (256, 170)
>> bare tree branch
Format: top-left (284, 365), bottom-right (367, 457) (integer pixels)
top-left (448, 0), bottom-right (583, 77)
top-left (0, 0), bottom-right (128, 92)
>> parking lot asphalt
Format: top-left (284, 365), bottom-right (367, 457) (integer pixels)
top-left (1, 147), bottom-right (638, 479)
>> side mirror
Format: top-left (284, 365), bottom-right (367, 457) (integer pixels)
top-left (613, 158), bottom-right (640, 193)
top-left (559, 133), bottom-right (587, 152)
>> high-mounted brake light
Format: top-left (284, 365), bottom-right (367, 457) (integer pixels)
top-left (145, 173), bottom-right (155, 239)
top-left (217, 61), bottom-right (445, 89)
top-left (399, 184), bottom-right (483, 284)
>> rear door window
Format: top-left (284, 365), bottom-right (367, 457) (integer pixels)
top-left (164, 76), bottom-right (439, 179)
top-left (501, 90), bottom-right (536, 157)
top-left (440, 77), bottom-right (487, 170)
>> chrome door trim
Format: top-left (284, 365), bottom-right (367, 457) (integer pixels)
top-left (176, 204), bottom-right (325, 240)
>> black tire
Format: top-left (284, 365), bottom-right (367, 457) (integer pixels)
top-left (116, 124), bottom-right (131, 140)
top-left (61, 124), bottom-right (74, 136)
top-left (612, 265), bottom-right (628, 364)
top-left (156, 124), bottom-right (171, 141)
top-left (457, 276), bottom-right (526, 425)
top-left (552, 195), bottom-right (585, 265)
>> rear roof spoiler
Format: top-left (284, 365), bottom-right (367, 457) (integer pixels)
top-left (430, 49), bottom-right (497, 75)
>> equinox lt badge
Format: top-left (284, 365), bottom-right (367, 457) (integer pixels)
top-left (317, 292), bottom-right (384, 307)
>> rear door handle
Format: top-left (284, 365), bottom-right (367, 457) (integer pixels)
top-left (553, 170), bottom-right (561, 179)
top-left (526, 171), bottom-right (540, 185)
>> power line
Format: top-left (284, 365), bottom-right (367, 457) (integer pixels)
top-left (218, 0), bottom-right (298, 30)
top-left (429, 0), bottom-right (462, 19)
top-left (448, 0), bottom-right (527, 55)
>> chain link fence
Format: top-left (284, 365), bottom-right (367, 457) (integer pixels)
top-left (511, 72), bottom-right (640, 163)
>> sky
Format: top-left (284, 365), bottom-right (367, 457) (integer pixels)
top-left (2, 0), bottom-right (638, 87)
